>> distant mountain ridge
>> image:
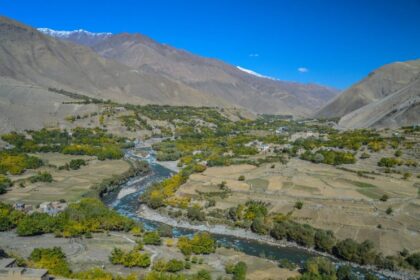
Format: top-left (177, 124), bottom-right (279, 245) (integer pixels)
top-left (37, 27), bottom-right (338, 116)
top-left (316, 59), bottom-right (420, 128)
top-left (37, 28), bottom-right (112, 46)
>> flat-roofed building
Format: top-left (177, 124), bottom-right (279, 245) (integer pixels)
top-left (0, 258), bottom-right (49, 280)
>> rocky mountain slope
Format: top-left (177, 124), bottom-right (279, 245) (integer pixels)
top-left (38, 28), bottom-right (338, 116)
top-left (0, 16), bottom-right (229, 104)
top-left (316, 60), bottom-right (420, 128)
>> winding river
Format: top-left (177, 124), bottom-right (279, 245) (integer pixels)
top-left (103, 144), bottom-right (403, 280)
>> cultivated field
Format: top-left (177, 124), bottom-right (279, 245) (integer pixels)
top-left (0, 231), bottom-right (298, 280)
top-left (175, 157), bottom-right (420, 256)
top-left (0, 153), bottom-right (130, 205)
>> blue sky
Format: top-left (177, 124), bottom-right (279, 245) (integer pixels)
top-left (2, 0), bottom-right (419, 89)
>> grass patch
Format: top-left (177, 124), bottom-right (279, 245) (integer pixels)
top-left (357, 188), bottom-right (386, 199)
top-left (343, 179), bottom-right (377, 188)
top-left (282, 182), bottom-right (294, 190)
top-left (293, 184), bottom-right (320, 194)
top-left (246, 178), bottom-right (269, 192)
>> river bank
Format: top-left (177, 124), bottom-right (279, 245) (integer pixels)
top-left (107, 145), bottom-right (419, 280)
top-left (136, 204), bottom-right (419, 280)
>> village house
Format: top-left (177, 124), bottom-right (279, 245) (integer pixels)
top-left (39, 201), bottom-right (68, 216)
top-left (0, 258), bottom-right (49, 280)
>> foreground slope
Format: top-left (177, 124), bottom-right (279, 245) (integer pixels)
top-left (316, 59), bottom-right (420, 128)
top-left (39, 28), bottom-right (338, 115)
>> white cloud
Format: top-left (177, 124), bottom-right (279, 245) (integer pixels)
top-left (249, 53), bottom-right (259, 57)
top-left (298, 67), bottom-right (309, 73)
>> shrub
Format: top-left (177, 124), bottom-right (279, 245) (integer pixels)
top-left (365, 273), bottom-right (379, 280)
top-left (304, 257), bottom-right (336, 278)
top-left (232, 261), bottom-right (247, 280)
top-left (337, 265), bottom-right (357, 280)
top-left (157, 224), bottom-right (173, 237)
top-left (394, 150), bottom-right (402, 157)
top-left (334, 239), bottom-right (377, 265)
top-left (360, 152), bottom-right (370, 159)
top-left (109, 247), bottom-right (151, 268)
top-left (238, 175), bottom-right (245, 181)
top-left (69, 159), bottom-right (86, 170)
top-left (378, 157), bottom-right (399, 168)
top-left (314, 229), bottom-right (336, 253)
top-left (187, 205), bottom-right (206, 221)
top-left (294, 201), bottom-right (303, 210)
top-left (73, 268), bottom-right (113, 280)
top-left (143, 231), bottom-right (161, 245)
top-left (402, 172), bottom-right (411, 180)
top-left (16, 213), bottom-right (57, 236)
top-left (29, 247), bottom-right (71, 277)
top-left (406, 253), bottom-right (420, 270)
top-left (0, 203), bottom-right (24, 231)
top-left (0, 175), bottom-right (11, 194)
top-left (29, 172), bottom-right (53, 183)
top-left (165, 259), bottom-right (185, 272)
top-left (386, 207), bottom-right (393, 215)
top-left (379, 194), bottom-right (389, 202)
top-left (250, 216), bottom-right (269, 235)
top-left (194, 269), bottom-right (211, 280)
top-left (177, 232), bottom-right (216, 255)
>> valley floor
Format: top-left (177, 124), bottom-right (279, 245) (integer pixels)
top-left (174, 158), bottom-right (420, 256)
top-left (0, 231), bottom-right (299, 280)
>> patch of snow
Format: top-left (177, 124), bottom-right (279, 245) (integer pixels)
top-left (236, 66), bottom-right (277, 80)
top-left (37, 28), bottom-right (112, 38)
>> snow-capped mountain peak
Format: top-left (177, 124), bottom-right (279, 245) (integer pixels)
top-left (236, 66), bottom-right (277, 80)
top-left (37, 28), bottom-right (113, 46)
top-left (38, 28), bottom-right (112, 38)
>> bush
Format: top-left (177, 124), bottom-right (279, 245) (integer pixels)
top-left (304, 257), bottom-right (336, 278)
top-left (29, 247), bottom-right (71, 277)
top-left (73, 267), bottom-right (113, 280)
top-left (380, 194), bottom-right (389, 202)
top-left (16, 213), bottom-right (57, 236)
top-left (187, 205), bottom-right (206, 221)
top-left (250, 216), bottom-right (269, 235)
top-left (314, 229), bottom-right (336, 253)
top-left (165, 259), bottom-right (185, 272)
top-left (238, 175), bottom-right (245, 181)
top-left (378, 157), bottom-right (399, 168)
top-left (143, 231), bottom-right (161, 245)
top-left (334, 239), bottom-right (376, 265)
top-left (69, 159), bottom-right (86, 170)
top-left (337, 265), bottom-right (357, 280)
top-left (109, 247), bottom-right (151, 268)
top-left (386, 207), bottom-right (393, 215)
top-left (157, 224), bottom-right (173, 237)
top-left (177, 232), bottom-right (216, 255)
top-left (0, 175), bottom-right (11, 194)
top-left (406, 253), bottom-right (420, 270)
top-left (360, 152), bottom-right (370, 159)
top-left (294, 201), bottom-right (303, 210)
top-left (403, 172), bottom-right (412, 180)
top-left (29, 172), bottom-right (53, 183)
top-left (232, 261), bottom-right (247, 280)
top-left (300, 149), bottom-right (356, 165)
top-left (0, 203), bottom-right (24, 231)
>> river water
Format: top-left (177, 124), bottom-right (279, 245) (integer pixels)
top-left (104, 145), bottom-right (397, 279)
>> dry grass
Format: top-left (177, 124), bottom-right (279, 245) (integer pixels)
top-left (175, 158), bottom-right (420, 255)
top-left (1, 153), bottom-right (131, 205)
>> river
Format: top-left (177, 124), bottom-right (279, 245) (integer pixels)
top-left (103, 144), bottom-right (407, 280)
